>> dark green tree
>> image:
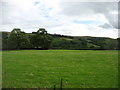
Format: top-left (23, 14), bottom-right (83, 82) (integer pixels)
top-left (8, 28), bottom-right (29, 49)
top-left (104, 39), bottom-right (118, 50)
top-left (30, 28), bottom-right (53, 49)
top-left (2, 32), bottom-right (9, 50)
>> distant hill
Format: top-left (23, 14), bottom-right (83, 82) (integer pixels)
top-left (1, 31), bottom-right (119, 50)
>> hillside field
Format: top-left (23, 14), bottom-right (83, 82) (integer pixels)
top-left (2, 50), bottom-right (118, 88)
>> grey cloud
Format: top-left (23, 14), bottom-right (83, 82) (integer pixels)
top-left (99, 23), bottom-right (113, 29)
top-left (59, 2), bottom-right (118, 29)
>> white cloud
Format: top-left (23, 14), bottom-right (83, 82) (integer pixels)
top-left (0, 0), bottom-right (118, 38)
top-left (48, 23), bottom-right (118, 38)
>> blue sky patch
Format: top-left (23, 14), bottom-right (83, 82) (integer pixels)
top-left (44, 15), bottom-right (50, 18)
top-left (72, 20), bottom-right (103, 25)
top-left (34, 2), bottom-right (40, 5)
top-left (43, 15), bottom-right (58, 21)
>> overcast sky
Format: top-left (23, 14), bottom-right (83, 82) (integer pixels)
top-left (0, 0), bottom-right (119, 38)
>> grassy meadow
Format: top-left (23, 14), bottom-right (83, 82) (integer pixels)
top-left (2, 50), bottom-right (118, 88)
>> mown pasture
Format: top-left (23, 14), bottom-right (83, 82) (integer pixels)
top-left (2, 50), bottom-right (118, 88)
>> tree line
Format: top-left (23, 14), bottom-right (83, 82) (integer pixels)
top-left (1, 28), bottom-right (119, 50)
top-left (2, 28), bottom-right (53, 50)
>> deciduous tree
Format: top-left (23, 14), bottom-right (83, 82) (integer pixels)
top-left (9, 28), bottom-right (29, 49)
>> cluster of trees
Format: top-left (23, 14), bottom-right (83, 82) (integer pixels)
top-left (2, 28), bottom-right (53, 50)
top-left (1, 28), bottom-right (118, 50)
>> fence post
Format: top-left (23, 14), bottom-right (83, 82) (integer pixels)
top-left (60, 78), bottom-right (62, 90)
top-left (54, 82), bottom-right (56, 90)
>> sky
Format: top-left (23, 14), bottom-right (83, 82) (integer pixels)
top-left (0, 0), bottom-right (119, 38)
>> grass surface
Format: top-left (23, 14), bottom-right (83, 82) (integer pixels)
top-left (2, 50), bottom-right (118, 88)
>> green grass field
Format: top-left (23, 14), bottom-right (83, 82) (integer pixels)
top-left (2, 50), bottom-right (118, 88)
